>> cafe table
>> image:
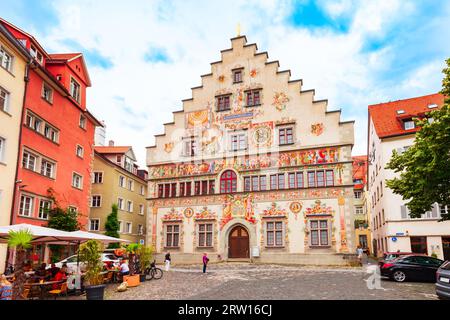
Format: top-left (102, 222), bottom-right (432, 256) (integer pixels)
top-left (24, 280), bottom-right (65, 300)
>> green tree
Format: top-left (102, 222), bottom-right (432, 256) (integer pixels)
top-left (386, 58), bottom-right (450, 221)
top-left (46, 206), bottom-right (80, 231)
top-left (7, 230), bottom-right (33, 300)
top-left (105, 204), bottom-right (120, 249)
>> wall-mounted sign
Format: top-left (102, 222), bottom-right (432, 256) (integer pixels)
top-left (391, 237), bottom-right (398, 242)
top-left (395, 232), bottom-right (405, 236)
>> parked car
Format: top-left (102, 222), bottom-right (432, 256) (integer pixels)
top-left (48, 253), bottom-right (120, 273)
top-left (380, 254), bottom-right (444, 282)
top-left (378, 252), bottom-right (413, 268)
top-left (436, 260), bottom-right (450, 300)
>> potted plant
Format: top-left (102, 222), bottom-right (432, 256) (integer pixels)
top-left (137, 246), bottom-right (153, 282)
top-left (123, 243), bottom-right (141, 287)
top-left (7, 229), bottom-right (33, 300)
top-left (78, 240), bottom-right (106, 300)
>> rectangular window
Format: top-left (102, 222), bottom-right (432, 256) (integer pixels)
top-left (43, 124), bottom-right (59, 143)
top-left (209, 180), bottom-right (215, 194)
top-left (70, 78), bottom-right (81, 103)
top-left (217, 95), bottom-right (231, 111)
top-left (127, 201), bottom-right (133, 213)
top-left (40, 159), bottom-right (55, 178)
top-left (140, 185), bottom-right (145, 195)
top-left (72, 173), bottom-right (83, 189)
top-left (310, 220), bottom-right (329, 246)
top-left (194, 181), bottom-right (201, 195)
top-left (19, 195), bottom-right (33, 217)
top-left (42, 83), bottom-right (53, 103)
top-left (93, 172), bottom-right (103, 184)
top-left (233, 70), bottom-right (242, 83)
top-left (354, 191), bottom-right (362, 199)
top-left (251, 176), bottom-right (259, 191)
top-left (118, 198), bottom-right (124, 210)
top-left (279, 127), bottom-right (294, 145)
top-left (201, 180), bottom-right (208, 195)
top-left (308, 171), bottom-right (316, 188)
top-left (186, 181), bottom-right (192, 196)
top-left (138, 224), bottom-right (144, 235)
top-left (0, 86), bottom-right (10, 112)
top-left (119, 176), bottom-right (125, 187)
top-left (317, 171), bottom-right (325, 187)
top-left (128, 180), bottom-right (134, 191)
top-left (38, 199), bottom-right (51, 220)
top-left (244, 177), bottom-right (251, 191)
top-left (76, 145), bottom-right (84, 158)
top-left (171, 183), bottom-right (177, 197)
top-left (139, 204), bottom-right (144, 215)
top-left (22, 151), bottom-right (37, 171)
top-left (89, 219), bottom-right (100, 231)
top-left (0, 137), bottom-right (4, 162)
top-left (165, 224), bottom-right (180, 247)
top-left (355, 206), bottom-right (364, 215)
top-left (183, 139), bottom-right (197, 156)
top-left (288, 173), bottom-right (296, 189)
top-left (260, 176), bottom-right (267, 191)
top-left (411, 236), bottom-right (427, 254)
top-left (278, 174), bottom-right (285, 189)
top-left (198, 223), bottom-right (213, 247)
top-left (126, 222), bottom-right (132, 234)
top-left (91, 195), bottom-right (102, 208)
top-left (266, 221), bottom-right (284, 247)
top-left (404, 120), bottom-right (415, 130)
top-left (246, 90), bottom-right (261, 107)
top-left (179, 182), bottom-right (186, 197)
top-left (79, 115), bottom-right (86, 129)
top-left (325, 170), bottom-right (334, 186)
top-left (231, 133), bottom-right (247, 151)
top-left (270, 175), bottom-right (277, 190)
top-left (296, 172), bottom-right (304, 188)
top-left (0, 47), bottom-right (13, 71)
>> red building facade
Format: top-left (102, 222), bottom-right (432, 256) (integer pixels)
top-left (0, 19), bottom-right (101, 229)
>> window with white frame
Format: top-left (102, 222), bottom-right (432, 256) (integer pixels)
top-left (0, 137), bottom-right (5, 162)
top-left (117, 198), bottom-right (124, 210)
top-left (198, 223), bottom-right (213, 247)
top-left (40, 159), bottom-right (55, 178)
top-left (0, 86), bottom-right (10, 112)
top-left (25, 111), bottom-right (59, 143)
top-left (19, 195), bottom-right (34, 217)
top-left (128, 179), bottom-right (134, 191)
top-left (139, 204), bottom-right (144, 215)
top-left (119, 176), bottom-right (125, 187)
top-left (76, 145), bottom-right (84, 158)
top-left (0, 46), bottom-right (13, 71)
top-left (278, 126), bottom-right (294, 145)
top-left (93, 172), bottom-right (103, 184)
top-left (79, 114), bottom-right (86, 129)
top-left (72, 173), bottom-right (83, 189)
top-left (403, 120), bottom-right (415, 130)
top-left (310, 220), bottom-right (329, 247)
top-left (140, 185), bottom-right (145, 195)
top-left (127, 201), bottom-right (133, 213)
top-left (232, 69), bottom-right (243, 83)
top-left (266, 221), bottom-right (284, 247)
top-left (245, 89), bottom-right (261, 107)
top-left (42, 82), bottom-right (53, 103)
top-left (91, 195), bottom-right (102, 207)
top-left (183, 138), bottom-right (198, 156)
top-left (38, 199), bottom-right (51, 220)
top-left (216, 94), bottom-right (231, 112)
top-left (165, 224), bottom-right (180, 247)
top-left (22, 150), bottom-right (37, 171)
top-left (230, 132), bottom-right (247, 151)
top-left (89, 219), bottom-right (100, 231)
top-left (138, 224), bottom-right (144, 236)
top-left (125, 222), bottom-right (132, 234)
top-left (354, 191), bottom-right (362, 199)
top-left (355, 206), bottom-right (364, 215)
top-left (118, 220), bottom-right (123, 233)
top-left (125, 157), bottom-right (133, 172)
top-left (43, 124), bottom-right (59, 143)
top-left (70, 78), bottom-right (81, 103)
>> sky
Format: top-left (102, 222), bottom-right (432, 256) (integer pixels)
top-left (1, 0), bottom-right (449, 168)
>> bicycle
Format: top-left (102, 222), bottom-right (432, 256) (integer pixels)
top-left (144, 260), bottom-right (163, 280)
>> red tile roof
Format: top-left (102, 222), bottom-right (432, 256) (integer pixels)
top-left (368, 93), bottom-right (444, 139)
top-left (352, 155), bottom-right (367, 189)
top-left (94, 146), bottom-right (131, 154)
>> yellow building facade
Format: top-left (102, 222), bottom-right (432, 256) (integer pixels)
top-left (0, 24), bottom-right (30, 272)
top-left (89, 146), bottom-right (147, 244)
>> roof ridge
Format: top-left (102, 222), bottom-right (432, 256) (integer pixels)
top-left (368, 92), bottom-right (442, 108)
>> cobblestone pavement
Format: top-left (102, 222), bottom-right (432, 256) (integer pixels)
top-left (101, 263), bottom-right (437, 300)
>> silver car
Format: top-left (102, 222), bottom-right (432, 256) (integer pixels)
top-left (436, 260), bottom-right (450, 300)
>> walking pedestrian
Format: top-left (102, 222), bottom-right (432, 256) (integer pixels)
top-left (165, 252), bottom-right (171, 271)
top-left (202, 253), bottom-right (209, 273)
top-left (356, 245), bottom-right (364, 266)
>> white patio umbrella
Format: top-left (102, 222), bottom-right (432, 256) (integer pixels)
top-left (0, 224), bottom-right (86, 244)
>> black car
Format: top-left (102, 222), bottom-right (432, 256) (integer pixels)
top-left (436, 260), bottom-right (450, 299)
top-left (380, 254), bottom-right (444, 282)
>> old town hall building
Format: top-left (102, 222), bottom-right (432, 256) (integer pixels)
top-left (146, 36), bottom-right (356, 265)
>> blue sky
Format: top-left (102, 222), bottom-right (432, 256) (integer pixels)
top-left (1, 0), bottom-right (449, 166)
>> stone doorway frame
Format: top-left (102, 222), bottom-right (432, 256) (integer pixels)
top-left (221, 218), bottom-right (257, 260)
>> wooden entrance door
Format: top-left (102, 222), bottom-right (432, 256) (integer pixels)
top-left (229, 226), bottom-right (249, 258)
top-left (443, 237), bottom-right (450, 261)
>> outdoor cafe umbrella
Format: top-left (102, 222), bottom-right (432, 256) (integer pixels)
top-left (0, 224), bottom-right (87, 244)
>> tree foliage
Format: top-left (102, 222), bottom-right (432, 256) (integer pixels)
top-left (7, 230), bottom-right (33, 300)
top-left (105, 204), bottom-right (120, 249)
top-left (385, 58), bottom-right (450, 220)
top-left (78, 240), bottom-right (104, 286)
top-left (46, 206), bottom-right (81, 231)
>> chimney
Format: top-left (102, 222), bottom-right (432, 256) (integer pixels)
top-left (108, 140), bottom-right (114, 147)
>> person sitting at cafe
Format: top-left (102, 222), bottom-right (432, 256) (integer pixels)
top-left (49, 263), bottom-right (60, 278)
top-left (52, 266), bottom-right (68, 290)
top-left (35, 263), bottom-right (47, 276)
top-left (0, 274), bottom-right (13, 300)
top-left (104, 261), bottom-right (115, 271)
top-left (119, 260), bottom-right (129, 281)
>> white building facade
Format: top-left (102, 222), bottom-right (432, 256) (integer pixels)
top-left (368, 93), bottom-right (450, 260)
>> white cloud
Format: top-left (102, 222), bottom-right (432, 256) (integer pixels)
top-left (36, 0), bottom-right (447, 167)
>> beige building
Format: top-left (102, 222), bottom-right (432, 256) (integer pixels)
top-left (146, 36), bottom-right (356, 265)
top-left (89, 143), bottom-right (147, 244)
top-left (368, 93), bottom-right (450, 260)
top-left (0, 24), bottom-right (30, 272)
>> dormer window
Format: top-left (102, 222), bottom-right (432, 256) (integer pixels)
top-left (70, 78), bottom-right (81, 103)
top-left (396, 110), bottom-right (405, 115)
top-left (233, 69), bottom-right (243, 83)
top-left (428, 104), bottom-right (438, 109)
top-left (30, 45), bottom-right (43, 64)
top-left (403, 119), bottom-right (415, 130)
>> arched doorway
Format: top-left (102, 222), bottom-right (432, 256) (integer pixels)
top-left (228, 225), bottom-right (249, 258)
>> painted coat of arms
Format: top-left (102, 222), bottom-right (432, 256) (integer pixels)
top-left (272, 92), bottom-right (290, 111)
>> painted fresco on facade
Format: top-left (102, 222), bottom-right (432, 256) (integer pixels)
top-left (272, 92), bottom-right (290, 111)
top-left (186, 109), bottom-right (210, 129)
top-left (261, 202), bottom-right (288, 217)
top-left (220, 194), bottom-right (256, 229)
top-left (162, 208), bottom-right (184, 221)
top-left (311, 123), bottom-right (325, 136)
top-left (195, 207), bottom-right (217, 220)
top-left (250, 121), bottom-right (274, 148)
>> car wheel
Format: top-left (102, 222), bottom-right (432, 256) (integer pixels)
top-left (392, 270), bottom-right (407, 282)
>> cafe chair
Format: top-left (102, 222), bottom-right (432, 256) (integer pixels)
top-left (48, 282), bottom-right (68, 299)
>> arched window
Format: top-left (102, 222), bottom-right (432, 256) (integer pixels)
top-left (220, 170), bottom-right (237, 193)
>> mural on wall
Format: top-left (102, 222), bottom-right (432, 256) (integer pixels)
top-left (304, 200), bottom-right (334, 217)
top-left (186, 109), bottom-right (210, 129)
top-left (250, 68), bottom-right (257, 78)
top-left (195, 207), bottom-right (217, 220)
top-left (289, 202), bottom-right (303, 220)
top-left (150, 147), bottom-right (341, 179)
top-left (220, 193), bottom-right (256, 229)
top-left (164, 143), bottom-right (174, 153)
top-left (275, 117), bottom-right (296, 126)
top-left (311, 123), bottom-right (324, 136)
top-left (162, 208), bottom-right (184, 221)
top-left (250, 121), bottom-right (274, 148)
top-left (201, 123), bottom-right (223, 155)
top-left (218, 75), bottom-right (225, 83)
top-left (261, 202), bottom-right (288, 217)
top-left (183, 207), bottom-right (194, 222)
top-left (272, 92), bottom-right (290, 111)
